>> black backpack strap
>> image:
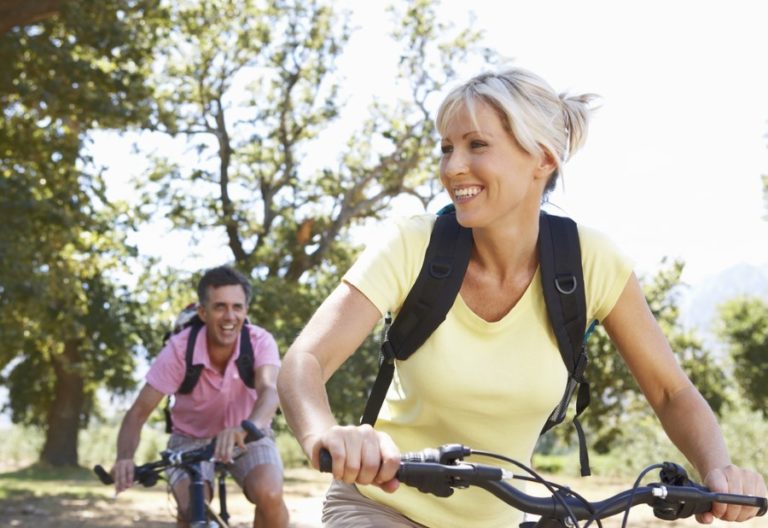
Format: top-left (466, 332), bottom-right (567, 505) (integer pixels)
top-left (538, 211), bottom-right (592, 476)
top-left (177, 320), bottom-right (205, 395)
top-left (360, 211), bottom-right (473, 426)
top-left (164, 396), bottom-right (173, 433)
top-left (235, 323), bottom-right (256, 389)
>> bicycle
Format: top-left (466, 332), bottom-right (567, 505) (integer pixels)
top-left (94, 420), bottom-right (265, 528)
top-left (319, 444), bottom-right (767, 527)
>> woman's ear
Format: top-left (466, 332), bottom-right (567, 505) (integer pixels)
top-left (536, 149), bottom-right (558, 179)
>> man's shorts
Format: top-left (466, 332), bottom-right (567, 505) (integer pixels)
top-left (165, 430), bottom-right (283, 489)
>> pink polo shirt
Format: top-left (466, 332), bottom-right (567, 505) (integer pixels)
top-left (146, 324), bottom-right (281, 439)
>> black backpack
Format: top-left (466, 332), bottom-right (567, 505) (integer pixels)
top-left (360, 207), bottom-right (597, 476)
top-left (162, 309), bottom-right (256, 433)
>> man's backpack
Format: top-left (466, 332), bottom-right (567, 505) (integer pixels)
top-left (360, 207), bottom-right (598, 476)
top-left (162, 304), bottom-right (256, 433)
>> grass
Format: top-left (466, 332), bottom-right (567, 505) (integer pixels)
top-left (1, 464), bottom-right (96, 481)
top-left (0, 464), bottom-right (109, 502)
top-left (0, 425), bottom-right (309, 511)
top-left (0, 421), bottom-right (311, 502)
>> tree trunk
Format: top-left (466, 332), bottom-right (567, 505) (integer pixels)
top-left (39, 339), bottom-right (85, 467)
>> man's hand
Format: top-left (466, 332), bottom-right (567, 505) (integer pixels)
top-left (112, 459), bottom-right (135, 494)
top-left (214, 426), bottom-right (248, 463)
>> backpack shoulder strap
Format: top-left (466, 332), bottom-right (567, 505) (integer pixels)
top-left (538, 211), bottom-right (592, 475)
top-left (538, 212), bottom-right (587, 378)
top-left (360, 210), bottom-right (472, 426)
top-left (387, 211), bottom-right (473, 360)
top-left (163, 396), bottom-right (174, 434)
top-left (177, 317), bottom-right (205, 395)
top-left (235, 322), bottom-right (256, 389)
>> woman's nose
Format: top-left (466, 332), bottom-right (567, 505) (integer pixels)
top-left (442, 151), bottom-right (467, 177)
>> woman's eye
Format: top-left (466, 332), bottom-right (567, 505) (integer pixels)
top-left (470, 141), bottom-right (486, 149)
top-left (440, 144), bottom-right (452, 154)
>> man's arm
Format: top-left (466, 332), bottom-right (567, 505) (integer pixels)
top-left (214, 364), bottom-right (280, 462)
top-left (247, 364), bottom-right (280, 429)
top-left (112, 383), bottom-right (165, 493)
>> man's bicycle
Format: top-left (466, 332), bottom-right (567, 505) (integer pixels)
top-left (319, 444), bottom-right (767, 527)
top-left (94, 420), bottom-right (265, 528)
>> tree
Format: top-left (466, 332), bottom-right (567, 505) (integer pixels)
top-left (0, 1), bottom-right (167, 466)
top-left (132, 0), bottom-right (490, 419)
top-left (718, 297), bottom-right (768, 415)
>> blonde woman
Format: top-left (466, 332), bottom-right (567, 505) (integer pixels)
top-left (277, 67), bottom-right (766, 528)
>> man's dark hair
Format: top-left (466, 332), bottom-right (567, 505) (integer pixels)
top-left (197, 265), bottom-right (253, 306)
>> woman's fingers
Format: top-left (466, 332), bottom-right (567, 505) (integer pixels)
top-left (705, 465), bottom-right (768, 522)
top-left (314, 424), bottom-right (400, 490)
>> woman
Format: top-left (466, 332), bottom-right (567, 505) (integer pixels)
top-left (277, 67), bottom-right (766, 528)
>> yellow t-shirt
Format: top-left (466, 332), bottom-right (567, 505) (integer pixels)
top-left (342, 214), bottom-right (633, 528)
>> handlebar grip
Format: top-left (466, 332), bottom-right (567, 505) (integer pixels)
top-left (240, 420), bottom-right (265, 443)
top-left (712, 493), bottom-right (768, 516)
top-left (93, 464), bottom-right (114, 485)
top-left (319, 448), bottom-right (333, 473)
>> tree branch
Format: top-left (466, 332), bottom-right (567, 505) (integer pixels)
top-left (0, 0), bottom-right (60, 35)
top-left (213, 95), bottom-right (248, 264)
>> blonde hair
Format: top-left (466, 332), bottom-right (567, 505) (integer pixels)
top-left (436, 67), bottom-right (598, 194)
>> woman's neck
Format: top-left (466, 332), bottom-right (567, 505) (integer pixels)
top-left (469, 211), bottom-right (540, 282)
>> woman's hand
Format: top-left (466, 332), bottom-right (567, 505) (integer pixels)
top-left (698, 465), bottom-right (767, 523)
top-left (306, 424), bottom-right (401, 493)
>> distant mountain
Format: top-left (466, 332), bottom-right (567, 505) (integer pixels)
top-left (679, 262), bottom-right (768, 342)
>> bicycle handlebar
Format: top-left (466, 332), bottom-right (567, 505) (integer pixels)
top-left (318, 444), bottom-right (768, 524)
top-left (94, 420), bottom-right (265, 487)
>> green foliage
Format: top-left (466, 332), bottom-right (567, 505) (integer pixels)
top-left (717, 297), bottom-right (768, 415)
top-left (720, 401), bottom-right (768, 478)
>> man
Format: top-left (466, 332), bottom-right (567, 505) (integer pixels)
top-left (112, 265), bottom-right (289, 527)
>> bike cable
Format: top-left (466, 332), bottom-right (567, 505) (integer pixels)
top-left (582, 463), bottom-right (665, 528)
top-left (471, 449), bottom-right (590, 528)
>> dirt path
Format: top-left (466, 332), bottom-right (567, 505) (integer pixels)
top-left (2, 468), bottom-right (767, 527)
top-left (1, 467), bottom-right (330, 528)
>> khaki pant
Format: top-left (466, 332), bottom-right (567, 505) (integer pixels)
top-left (165, 431), bottom-right (282, 488)
top-left (322, 480), bottom-right (428, 527)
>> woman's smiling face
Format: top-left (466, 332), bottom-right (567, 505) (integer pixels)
top-left (439, 100), bottom-right (550, 229)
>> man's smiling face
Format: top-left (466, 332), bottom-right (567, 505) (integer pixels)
top-left (197, 284), bottom-right (247, 352)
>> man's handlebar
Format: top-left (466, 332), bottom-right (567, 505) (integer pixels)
top-left (94, 420), bottom-right (265, 486)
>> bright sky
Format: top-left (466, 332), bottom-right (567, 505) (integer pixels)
top-left (339, 0), bottom-right (768, 286)
top-left (97, 0), bottom-right (768, 287)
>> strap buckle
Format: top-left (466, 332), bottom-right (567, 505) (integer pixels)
top-left (572, 348), bottom-right (589, 382)
top-left (554, 273), bottom-right (578, 295)
top-left (380, 340), bottom-right (396, 364)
